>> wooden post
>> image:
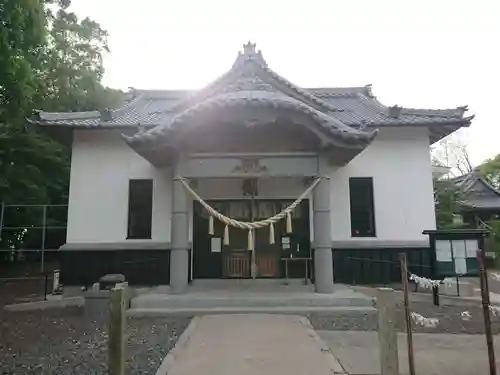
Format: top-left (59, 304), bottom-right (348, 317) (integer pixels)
top-left (400, 253), bottom-right (416, 375)
top-left (0, 202), bottom-right (5, 242)
top-left (122, 281), bottom-right (132, 309)
top-left (477, 249), bottom-right (497, 375)
top-left (108, 285), bottom-right (126, 375)
top-left (43, 273), bottom-right (49, 301)
top-left (376, 287), bottom-right (400, 375)
top-left (40, 205), bottom-right (47, 273)
top-left (432, 285), bottom-right (440, 306)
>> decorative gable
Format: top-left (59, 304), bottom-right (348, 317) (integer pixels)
top-left (171, 42), bottom-right (344, 117)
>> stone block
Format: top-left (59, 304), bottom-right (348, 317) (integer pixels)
top-left (84, 290), bottom-right (110, 319)
top-left (99, 273), bottom-right (126, 290)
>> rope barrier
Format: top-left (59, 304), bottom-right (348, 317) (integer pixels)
top-left (174, 176), bottom-right (324, 250)
top-left (408, 271), bottom-right (500, 327)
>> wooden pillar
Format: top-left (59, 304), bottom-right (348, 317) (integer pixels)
top-left (108, 285), bottom-right (126, 375)
top-left (376, 287), bottom-right (400, 375)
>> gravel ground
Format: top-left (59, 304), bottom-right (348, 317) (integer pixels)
top-left (309, 301), bottom-right (500, 334)
top-left (0, 279), bottom-right (191, 375)
top-left (2, 278), bottom-right (499, 374)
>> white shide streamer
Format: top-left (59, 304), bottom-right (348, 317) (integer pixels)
top-left (491, 272), bottom-right (500, 282)
top-left (409, 273), bottom-right (456, 289)
top-left (411, 312), bottom-right (439, 328)
top-left (409, 272), bottom-right (500, 324)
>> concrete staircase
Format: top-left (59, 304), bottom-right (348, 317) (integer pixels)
top-left (128, 279), bottom-right (375, 316)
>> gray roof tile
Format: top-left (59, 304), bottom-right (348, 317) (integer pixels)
top-left (30, 43), bottom-right (472, 146)
top-left (452, 172), bottom-right (500, 210)
top-left (140, 90), bottom-right (377, 146)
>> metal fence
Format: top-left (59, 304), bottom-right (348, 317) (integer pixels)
top-left (0, 203), bottom-right (68, 274)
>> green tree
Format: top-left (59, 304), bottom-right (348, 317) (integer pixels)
top-left (0, 0), bottom-right (57, 203)
top-left (0, 0), bottom-right (122, 255)
top-left (36, 0), bottom-right (123, 112)
top-left (0, 0), bottom-right (46, 122)
top-left (479, 153), bottom-right (500, 189)
top-left (434, 178), bottom-right (465, 229)
top-left (432, 133), bottom-right (473, 176)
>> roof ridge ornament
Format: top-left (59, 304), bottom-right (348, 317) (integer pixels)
top-left (100, 108), bottom-right (113, 122)
top-left (232, 41), bottom-right (268, 69)
top-left (388, 105), bottom-right (402, 118)
top-left (364, 84), bottom-right (375, 98)
top-left (457, 105), bottom-right (468, 116)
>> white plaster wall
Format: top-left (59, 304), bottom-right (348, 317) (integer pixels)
top-left (66, 127), bottom-right (436, 245)
top-left (330, 127), bottom-right (436, 242)
top-left (66, 130), bottom-right (172, 243)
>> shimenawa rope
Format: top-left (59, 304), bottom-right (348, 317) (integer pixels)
top-left (174, 176), bottom-right (324, 249)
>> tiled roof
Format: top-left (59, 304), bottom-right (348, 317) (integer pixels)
top-left (30, 43), bottom-right (473, 146)
top-left (453, 172), bottom-right (500, 210)
top-left (130, 90), bottom-right (378, 147)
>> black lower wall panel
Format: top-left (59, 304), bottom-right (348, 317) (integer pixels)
top-left (60, 249), bottom-right (171, 286)
top-left (60, 247), bottom-right (433, 286)
top-left (332, 247), bottom-right (433, 285)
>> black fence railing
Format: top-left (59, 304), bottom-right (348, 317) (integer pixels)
top-left (332, 247), bottom-right (433, 285)
top-left (60, 248), bottom-right (176, 286)
top-left (0, 203), bottom-right (67, 273)
top-left (347, 257), bottom-right (433, 284)
top-left (343, 255), bottom-right (482, 298)
top-left (0, 271), bottom-right (56, 305)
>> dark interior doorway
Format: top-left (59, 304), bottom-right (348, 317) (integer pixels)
top-left (192, 199), bottom-right (310, 279)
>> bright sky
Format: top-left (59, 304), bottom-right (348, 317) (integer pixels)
top-left (70, 0), bottom-right (499, 166)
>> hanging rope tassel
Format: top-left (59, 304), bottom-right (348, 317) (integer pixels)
top-left (269, 222), bottom-right (275, 245)
top-left (208, 215), bottom-right (214, 236)
top-left (176, 176), bottom-right (324, 245)
top-left (247, 229), bottom-right (254, 251)
top-left (286, 211), bottom-right (292, 233)
top-left (223, 224), bottom-right (230, 245)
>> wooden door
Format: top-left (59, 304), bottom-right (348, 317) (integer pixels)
top-left (253, 201), bottom-right (281, 277)
top-left (193, 199), bottom-right (310, 279)
top-left (222, 201), bottom-right (251, 278)
top-left (223, 249), bottom-right (250, 278)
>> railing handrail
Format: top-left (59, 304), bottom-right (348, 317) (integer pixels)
top-left (346, 256), bottom-right (433, 269)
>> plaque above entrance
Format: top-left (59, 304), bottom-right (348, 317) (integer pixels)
top-left (181, 154), bottom-right (319, 178)
top-left (232, 158), bottom-right (269, 175)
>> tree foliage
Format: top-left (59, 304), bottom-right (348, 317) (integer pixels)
top-left (36, 0), bottom-right (123, 112)
top-left (0, 0), bottom-right (123, 253)
top-left (431, 134), bottom-right (471, 228)
top-left (434, 178), bottom-right (465, 229)
top-left (0, 0), bottom-right (46, 121)
top-left (479, 153), bottom-right (500, 189)
top-left (432, 133), bottom-right (473, 177)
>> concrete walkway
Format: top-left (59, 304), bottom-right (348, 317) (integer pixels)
top-left (318, 330), bottom-right (500, 375)
top-left (157, 314), bottom-right (346, 375)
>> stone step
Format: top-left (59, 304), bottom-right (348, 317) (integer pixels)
top-left (131, 290), bottom-right (374, 310)
top-left (190, 278), bottom-right (310, 288)
top-left (128, 305), bottom-right (376, 317)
